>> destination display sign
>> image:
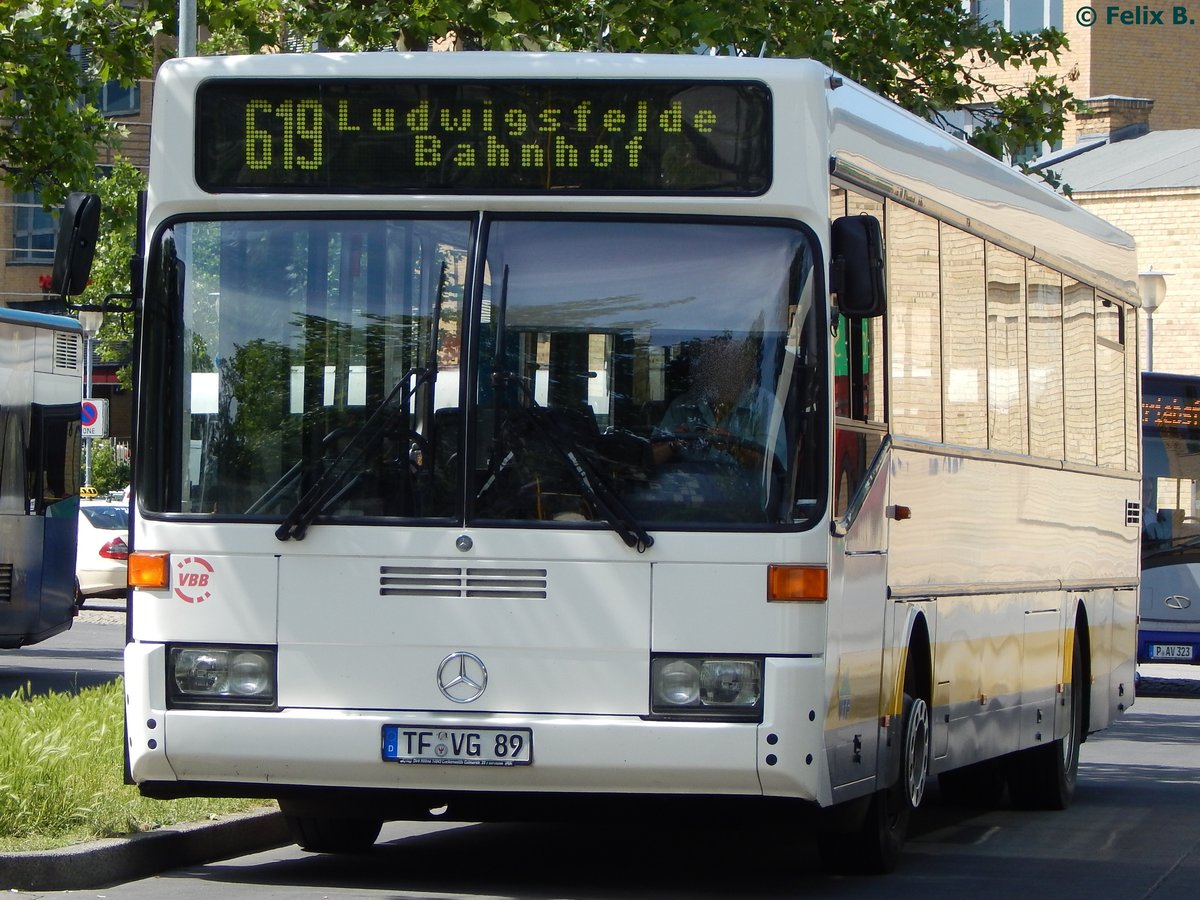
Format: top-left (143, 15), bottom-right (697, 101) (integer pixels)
top-left (195, 79), bottom-right (771, 195)
top-left (1144, 391), bottom-right (1200, 430)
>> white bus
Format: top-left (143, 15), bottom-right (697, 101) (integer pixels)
top-left (0, 307), bottom-right (83, 649)
top-left (1140, 372), bottom-right (1200, 665)
top-left (59, 52), bottom-right (1142, 872)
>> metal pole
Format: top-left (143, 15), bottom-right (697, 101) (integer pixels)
top-left (179, 0), bottom-right (197, 57)
top-left (84, 332), bottom-right (93, 487)
top-left (1147, 310), bottom-right (1155, 373)
top-left (79, 311), bottom-right (102, 491)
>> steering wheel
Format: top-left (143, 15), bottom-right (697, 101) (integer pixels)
top-left (675, 425), bottom-right (766, 465)
top-left (403, 429), bottom-right (432, 476)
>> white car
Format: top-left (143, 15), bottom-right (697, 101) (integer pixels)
top-left (76, 500), bottom-right (130, 603)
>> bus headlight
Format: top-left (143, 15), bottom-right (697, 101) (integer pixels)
top-left (168, 645), bottom-right (277, 708)
top-left (650, 656), bottom-right (763, 720)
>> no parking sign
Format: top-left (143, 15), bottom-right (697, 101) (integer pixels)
top-left (81, 398), bottom-right (109, 438)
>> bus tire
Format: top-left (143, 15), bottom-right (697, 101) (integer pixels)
top-left (1007, 629), bottom-right (1083, 811)
top-left (819, 692), bottom-right (929, 874)
top-left (282, 811), bottom-right (383, 854)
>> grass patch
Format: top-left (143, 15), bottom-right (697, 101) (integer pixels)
top-left (0, 679), bottom-right (272, 852)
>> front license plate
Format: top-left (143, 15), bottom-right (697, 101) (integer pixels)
top-left (382, 725), bottom-right (533, 766)
top-left (1150, 643), bottom-right (1194, 660)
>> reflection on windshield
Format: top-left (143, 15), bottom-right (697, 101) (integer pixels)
top-left (473, 220), bottom-right (819, 527)
top-left (141, 217), bottom-right (822, 530)
top-left (139, 218), bottom-right (470, 520)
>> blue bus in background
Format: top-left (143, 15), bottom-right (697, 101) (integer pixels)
top-left (0, 307), bottom-right (84, 649)
top-left (1140, 372), bottom-right (1200, 664)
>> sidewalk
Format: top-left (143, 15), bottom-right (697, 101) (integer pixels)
top-left (1, 808), bottom-right (290, 891)
top-left (85, 595), bottom-right (128, 614)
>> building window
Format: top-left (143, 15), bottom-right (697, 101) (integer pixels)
top-left (971, 0), bottom-right (1064, 32)
top-left (70, 45), bottom-right (141, 116)
top-left (10, 190), bottom-right (57, 265)
top-left (99, 78), bottom-right (140, 116)
top-left (938, 104), bottom-right (1061, 167)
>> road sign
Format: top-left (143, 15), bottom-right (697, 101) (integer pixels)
top-left (81, 398), bottom-right (109, 438)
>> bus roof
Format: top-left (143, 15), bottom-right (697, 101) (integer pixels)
top-left (826, 71), bottom-right (1140, 304)
top-left (0, 306), bottom-right (84, 333)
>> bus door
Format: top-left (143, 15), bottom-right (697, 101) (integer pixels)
top-left (827, 188), bottom-right (890, 795)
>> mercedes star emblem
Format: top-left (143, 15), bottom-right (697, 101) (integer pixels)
top-left (437, 651), bottom-right (488, 703)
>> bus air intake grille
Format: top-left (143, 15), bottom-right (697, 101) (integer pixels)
top-left (0, 563), bottom-right (12, 603)
top-left (379, 566), bottom-right (548, 600)
top-left (1126, 500), bottom-right (1141, 527)
top-left (53, 332), bottom-right (81, 373)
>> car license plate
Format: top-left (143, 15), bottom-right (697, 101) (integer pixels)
top-left (381, 725), bottom-right (533, 766)
top-left (1149, 643), bottom-right (1194, 660)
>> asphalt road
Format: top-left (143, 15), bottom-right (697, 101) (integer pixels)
top-left (0, 606), bottom-right (125, 698)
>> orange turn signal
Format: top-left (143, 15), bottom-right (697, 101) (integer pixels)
top-left (767, 564), bottom-right (828, 602)
top-left (128, 551), bottom-right (170, 589)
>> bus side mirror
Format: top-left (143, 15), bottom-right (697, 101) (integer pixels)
top-left (830, 214), bottom-right (885, 318)
top-left (51, 192), bottom-right (102, 297)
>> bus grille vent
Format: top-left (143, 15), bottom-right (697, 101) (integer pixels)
top-left (53, 332), bottom-right (82, 374)
top-left (0, 564), bottom-right (13, 603)
top-left (1126, 500), bottom-right (1141, 527)
top-left (379, 565), bottom-right (548, 600)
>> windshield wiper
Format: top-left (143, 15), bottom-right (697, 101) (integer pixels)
top-left (481, 264), bottom-right (651, 551)
top-left (275, 366), bottom-right (429, 541)
top-left (1144, 533), bottom-right (1200, 559)
top-left (489, 375), bottom-right (654, 553)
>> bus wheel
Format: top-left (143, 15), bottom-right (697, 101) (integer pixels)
top-left (1008, 629), bottom-right (1083, 810)
top-left (820, 692), bottom-right (929, 874)
top-left (282, 809), bottom-right (383, 854)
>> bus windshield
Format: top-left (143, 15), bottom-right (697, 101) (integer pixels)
top-left (1142, 375), bottom-right (1200, 554)
top-left (139, 216), bottom-right (822, 529)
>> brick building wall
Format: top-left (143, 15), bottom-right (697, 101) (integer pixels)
top-left (0, 199), bottom-right (48, 304)
top-left (970, 0), bottom-right (1200, 146)
top-left (1072, 189), bottom-right (1200, 374)
top-left (1087, 2), bottom-right (1200, 137)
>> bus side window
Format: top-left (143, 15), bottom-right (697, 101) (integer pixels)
top-left (941, 225), bottom-right (987, 449)
top-left (886, 201), bottom-right (941, 442)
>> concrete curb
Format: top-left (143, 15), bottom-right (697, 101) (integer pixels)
top-left (84, 599), bottom-right (127, 613)
top-left (2, 808), bottom-right (291, 891)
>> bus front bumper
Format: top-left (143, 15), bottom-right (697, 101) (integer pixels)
top-left (126, 644), bottom-right (832, 807)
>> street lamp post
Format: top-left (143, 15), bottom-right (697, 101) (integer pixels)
top-left (79, 311), bottom-right (104, 489)
top-left (179, 0), bottom-right (196, 57)
top-left (1138, 267), bottom-right (1170, 373)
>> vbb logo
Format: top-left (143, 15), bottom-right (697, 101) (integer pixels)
top-left (175, 556), bottom-right (215, 603)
